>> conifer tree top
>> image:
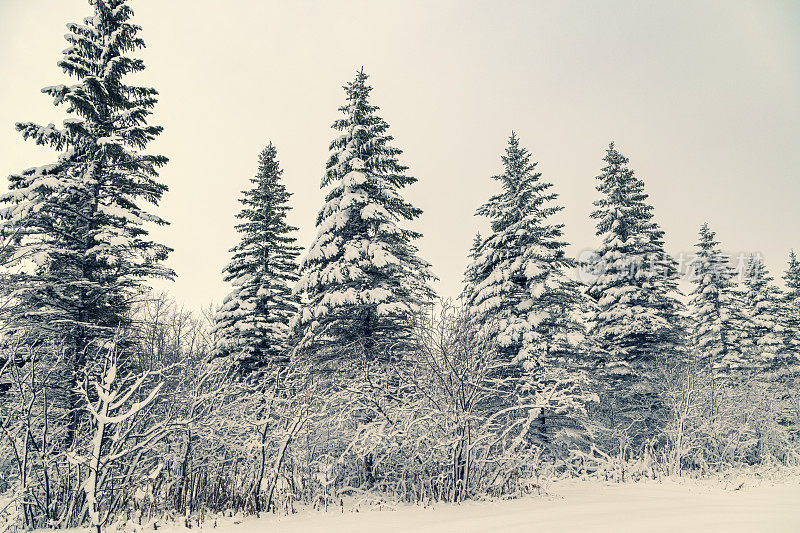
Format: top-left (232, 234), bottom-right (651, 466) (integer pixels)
top-left (4, 0), bottom-right (170, 240)
top-left (784, 250), bottom-right (800, 297)
top-left (691, 223), bottom-right (735, 289)
top-left (0, 0), bottom-right (172, 342)
top-left (294, 69), bottom-right (434, 357)
top-left (213, 142), bottom-right (300, 374)
top-left (477, 132), bottom-right (562, 234)
top-left (591, 142), bottom-right (661, 246)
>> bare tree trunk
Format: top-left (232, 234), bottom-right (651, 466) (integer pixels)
top-left (254, 417), bottom-right (269, 515)
top-left (265, 416), bottom-right (304, 513)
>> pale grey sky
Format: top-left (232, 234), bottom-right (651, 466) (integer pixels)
top-left (1, 0), bottom-right (799, 309)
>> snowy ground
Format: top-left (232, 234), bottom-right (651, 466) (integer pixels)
top-left (130, 476), bottom-right (800, 533)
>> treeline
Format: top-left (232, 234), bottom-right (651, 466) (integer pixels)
top-left (0, 0), bottom-right (798, 531)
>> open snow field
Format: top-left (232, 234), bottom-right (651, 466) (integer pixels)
top-left (143, 477), bottom-right (800, 533)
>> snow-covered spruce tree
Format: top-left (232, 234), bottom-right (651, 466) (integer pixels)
top-left (461, 232), bottom-right (483, 303)
top-left (738, 255), bottom-right (797, 463)
top-left (465, 133), bottom-right (585, 369)
top-left (463, 133), bottom-right (593, 448)
top-left (293, 69), bottom-right (435, 363)
top-left (781, 251), bottom-right (800, 371)
top-left (212, 144), bottom-right (301, 377)
top-left (741, 255), bottom-right (786, 372)
top-left (584, 143), bottom-right (685, 448)
top-left (0, 0), bottom-right (172, 443)
top-left (688, 223), bottom-right (746, 397)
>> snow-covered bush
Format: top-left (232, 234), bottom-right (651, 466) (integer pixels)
top-left (79, 340), bottom-right (168, 533)
top-left (276, 302), bottom-right (594, 505)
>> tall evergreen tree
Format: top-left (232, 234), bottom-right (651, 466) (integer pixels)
top-left (584, 143), bottom-right (684, 443)
top-left (293, 69), bottom-right (435, 363)
top-left (0, 0), bottom-right (172, 442)
top-left (688, 224), bottom-right (746, 373)
top-left (213, 143), bottom-right (301, 377)
top-left (464, 133), bottom-right (585, 378)
top-left (781, 250), bottom-right (800, 370)
top-left (741, 255), bottom-right (786, 371)
top-left (461, 232), bottom-right (483, 303)
top-left (688, 224), bottom-right (745, 412)
top-left (463, 133), bottom-right (592, 447)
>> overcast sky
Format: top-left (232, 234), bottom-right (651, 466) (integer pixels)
top-left (1, 0), bottom-right (799, 310)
